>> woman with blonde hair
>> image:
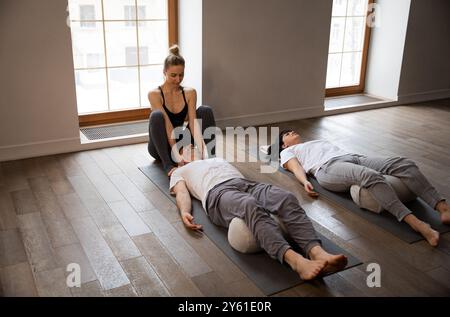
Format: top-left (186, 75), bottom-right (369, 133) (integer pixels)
top-left (147, 45), bottom-right (216, 176)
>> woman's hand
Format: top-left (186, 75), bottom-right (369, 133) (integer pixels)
top-left (304, 181), bottom-right (319, 197)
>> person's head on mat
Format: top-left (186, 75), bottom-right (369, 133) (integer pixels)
top-left (279, 129), bottom-right (302, 149)
top-left (179, 144), bottom-right (202, 163)
top-left (267, 129), bottom-right (300, 155)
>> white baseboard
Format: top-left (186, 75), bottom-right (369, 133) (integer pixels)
top-left (0, 137), bottom-right (82, 162)
top-left (398, 89), bottom-right (450, 104)
top-left (215, 105), bottom-right (324, 128)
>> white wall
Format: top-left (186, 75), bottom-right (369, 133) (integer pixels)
top-left (0, 0), bottom-right (80, 161)
top-left (179, 0), bottom-right (202, 106)
top-left (365, 0), bottom-right (411, 100)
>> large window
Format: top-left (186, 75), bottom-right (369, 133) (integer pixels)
top-left (68, 0), bottom-right (178, 126)
top-left (325, 0), bottom-right (373, 97)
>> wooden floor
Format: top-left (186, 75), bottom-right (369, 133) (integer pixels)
top-left (1, 99), bottom-right (449, 297)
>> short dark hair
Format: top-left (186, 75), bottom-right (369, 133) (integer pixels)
top-left (267, 128), bottom-right (294, 156)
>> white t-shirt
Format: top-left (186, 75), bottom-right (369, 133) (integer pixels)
top-left (280, 140), bottom-right (349, 175)
top-left (169, 158), bottom-right (244, 210)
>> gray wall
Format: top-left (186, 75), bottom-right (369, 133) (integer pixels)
top-left (203, 0), bottom-right (333, 127)
top-left (398, 0), bottom-right (450, 98)
top-left (0, 0), bottom-right (80, 160)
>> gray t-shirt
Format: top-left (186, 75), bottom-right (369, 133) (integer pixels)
top-left (280, 140), bottom-right (349, 175)
top-left (169, 158), bottom-right (244, 209)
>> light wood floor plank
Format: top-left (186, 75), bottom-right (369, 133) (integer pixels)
top-left (0, 188), bottom-right (18, 230)
top-left (70, 216), bottom-right (130, 290)
top-left (120, 256), bottom-right (171, 297)
top-left (0, 262), bottom-right (38, 297)
top-left (0, 229), bottom-right (28, 268)
top-left (139, 210), bottom-right (211, 278)
top-left (133, 233), bottom-right (203, 296)
top-left (107, 200), bottom-right (151, 237)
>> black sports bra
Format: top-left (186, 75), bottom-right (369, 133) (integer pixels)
top-left (158, 86), bottom-right (188, 128)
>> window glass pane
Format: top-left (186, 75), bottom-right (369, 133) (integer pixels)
top-left (138, 21), bottom-right (168, 65)
top-left (332, 0), bottom-right (347, 17)
top-left (104, 22), bottom-right (138, 67)
top-left (68, 0), bottom-right (103, 20)
top-left (326, 54), bottom-right (342, 89)
top-left (347, 0), bottom-right (367, 16)
top-left (75, 69), bottom-right (108, 114)
top-left (343, 17), bottom-right (365, 52)
top-left (139, 47), bottom-right (149, 64)
top-left (124, 6), bottom-right (147, 26)
top-left (124, 46), bottom-right (149, 65)
top-left (329, 17), bottom-right (345, 53)
top-left (140, 65), bottom-right (164, 107)
top-left (340, 52), bottom-right (362, 86)
top-left (70, 22), bottom-right (105, 69)
top-left (68, 0), bottom-right (170, 114)
top-left (137, 0), bottom-right (168, 20)
top-left (108, 67), bottom-right (140, 110)
top-left (103, 0), bottom-right (135, 20)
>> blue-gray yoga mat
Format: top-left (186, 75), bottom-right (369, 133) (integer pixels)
top-left (139, 163), bottom-right (362, 296)
top-left (250, 147), bottom-right (450, 244)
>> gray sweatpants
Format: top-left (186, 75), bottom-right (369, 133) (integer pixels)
top-left (206, 178), bottom-right (321, 263)
top-left (148, 105), bottom-right (216, 173)
top-left (315, 154), bottom-right (444, 221)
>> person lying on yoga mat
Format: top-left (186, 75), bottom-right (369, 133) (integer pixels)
top-left (169, 145), bottom-right (348, 281)
top-left (147, 44), bottom-right (216, 176)
top-left (272, 129), bottom-right (450, 247)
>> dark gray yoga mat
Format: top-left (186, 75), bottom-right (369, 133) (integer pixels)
top-left (139, 163), bottom-right (362, 296)
top-left (250, 147), bottom-right (450, 244)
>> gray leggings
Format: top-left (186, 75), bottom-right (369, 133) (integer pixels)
top-left (315, 154), bottom-right (444, 221)
top-left (206, 178), bottom-right (321, 263)
top-left (148, 105), bottom-right (216, 173)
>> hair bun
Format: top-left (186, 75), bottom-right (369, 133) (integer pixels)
top-left (169, 44), bottom-right (180, 56)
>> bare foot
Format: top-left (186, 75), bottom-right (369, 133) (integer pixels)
top-left (404, 215), bottom-right (439, 246)
top-left (283, 249), bottom-right (327, 280)
top-left (309, 246), bottom-right (348, 275)
top-left (436, 201), bottom-right (450, 225)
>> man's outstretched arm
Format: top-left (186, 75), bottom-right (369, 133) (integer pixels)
top-left (285, 158), bottom-right (318, 197)
top-left (173, 180), bottom-right (203, 231)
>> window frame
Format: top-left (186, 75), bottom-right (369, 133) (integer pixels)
top-left (78, 0), bottom-right (178, 127)
top-left (325, 0), bottom-right (374, 97)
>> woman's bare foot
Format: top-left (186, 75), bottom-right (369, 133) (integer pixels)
top-left (283, 249), bottom-right (327, 280)
top-left (308, 246), bottom-right (348, 275)
top-left (404, 214), bottom-right (440, 246)
top-left (435, 201), bottom-right (450, 225)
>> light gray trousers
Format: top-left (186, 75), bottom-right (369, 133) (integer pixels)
top-left (315, 154), bottom-right (444, 221)
top-left (206, 178), bottom-right (321, 263)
